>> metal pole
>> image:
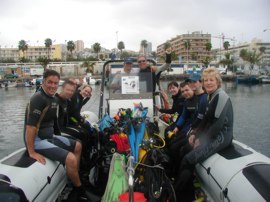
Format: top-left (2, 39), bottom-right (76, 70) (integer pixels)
top-left (65, 40), bottom-right (67, 62)
top-left (127, 156), bottom-right (134, 202)
top-left (116, 31), bottom-right (118, 59)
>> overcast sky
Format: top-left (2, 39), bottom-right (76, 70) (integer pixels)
top-left (1, 0), bottom-right (270, 51)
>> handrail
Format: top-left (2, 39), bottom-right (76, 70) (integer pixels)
top-left (98, 59), bottom-right (157, 119)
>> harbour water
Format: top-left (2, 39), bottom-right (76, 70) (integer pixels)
top-left (0, 82), bottom-right (270, 159)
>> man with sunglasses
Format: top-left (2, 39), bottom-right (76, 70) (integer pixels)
top-left (138, 48), bottom-right (172, 92)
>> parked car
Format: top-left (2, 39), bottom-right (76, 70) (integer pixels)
top-left (4, 73), bottom-right (18, 79)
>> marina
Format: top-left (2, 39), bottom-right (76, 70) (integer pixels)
top-left (1, 77), bottom-right (270, 159)
top-left (0, 60), bottom-right (270, 201)
top-left (1, 0), bottom-right (270, 200)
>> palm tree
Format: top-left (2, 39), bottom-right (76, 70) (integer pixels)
top-left (93, 42), bottom-right (101, 60)
top-left (223, 41), bottom-right (230, 51)
top-left (259, 46), bottom-right (266, 54)
top-left (140, 40), bottom-right (148, 55)
top-left (151, 51), bottom-right (157, 59)
top-left (205, 42), bottom-right (212, 52)
top-left (44, 38), bottom-right (52, 60)
top-left (164, 42), bottom-right (171, 50)
top-left (117, 41), bottom-right (125, 59)
top-left (171, 51), bottom-right (178, 61)
top-left (156, 42), bottom-right (171, 61)
top-left (37, 56), bottom-right (50, 70)
top-left (202, 56), bottom-right (212, 67)
top-left (18, 40), bottom-right (28, 58)
top-left (239, 49), bottom-right (262, 70)
top-left (67, 40), bottom-right (75, 58)
top-left (184, 40), bottom-right (191, 66)
top-left (240, 49), bottom-right (248, 61)
top-left (219, 53), bottom-right (234, 71)
top-left (120, 51), bottom-right (131, 59)
top-left (204, 42), bottom-right (212, 67)
top-left (259, 46), bottom-right (266, 66)
top-left (82, 61), bottom-right (95, 74)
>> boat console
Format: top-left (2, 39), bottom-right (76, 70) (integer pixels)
top-left (107, 72), bottom-right (155, 118)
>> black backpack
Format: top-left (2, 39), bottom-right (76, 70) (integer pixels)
top-left (140, 149), bottom-right (176, 202)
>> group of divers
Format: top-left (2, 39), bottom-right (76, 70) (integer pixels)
top-left (22, 47), bottom-right (233, 202)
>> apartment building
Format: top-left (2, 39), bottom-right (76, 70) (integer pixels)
top-left (53, 44), bottom-right (67, 60)
top-left (157, 31), bottom-right (211, 65)
top-left (0, 48), bottom-right (20, 61)
top-left (212, 38), bottom-right (270, 66)
top-left (75, 40), bottom-right (84, 52)
top-left (19, 46), bottom-right (56, 61)
top-left (0, 44), bottom-right (67, 62)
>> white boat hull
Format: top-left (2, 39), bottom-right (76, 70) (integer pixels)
top-left (0, 148), bottom-right (67, 202)
top-left (261, 78), bottom-right (270, 84)
top-left (196, 140), bottom-right (270, 202)
top-left (83, 76), bottom-right (101, 85)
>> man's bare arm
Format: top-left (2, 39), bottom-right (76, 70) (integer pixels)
top-left (26, 125), bottom-right (46, 164)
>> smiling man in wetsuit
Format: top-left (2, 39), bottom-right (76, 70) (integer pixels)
top-left (24, 70), bottom-right (96, 201)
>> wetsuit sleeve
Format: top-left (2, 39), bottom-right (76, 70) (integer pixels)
top-left (159, 108), bottom-right (174, 114)
top-left (165, 53), bottom-right (172, 64)
top-left (82, 97), bottom-right (90, 106)
top-left (175, 106), bottom-right (187, 128)
top-left (27, 93), bottom-right (47, 127)
top-left (175, 97), bottom-right (185, 115)
top-left (155, 53), bottom-right (172, 75)
top-left (68, 93), bottom-right (84, 123)
top-left (191, 94), bottom-right (208, 128)
top-left (159, 96), bottom-right (183, 114)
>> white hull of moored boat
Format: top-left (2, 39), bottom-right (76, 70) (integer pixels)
top-left (83, 76), bottom-right (101, 85)
top-left (196, 140), bottom-right (270, 202)
top-left (0, 148), bottom-right (67, 202)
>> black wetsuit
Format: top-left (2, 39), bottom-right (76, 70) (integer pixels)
top-left (139, 67), bottom-right (156, 92)
top-left (68, 90), bottom-right (90, 125)
top-left (24, 88), bottom-right (76, 164)
top-left (55, 93), bottom-right (91, 162)
top-left (175, 95), bottom-right (198, 134)
top-left (160, 91), bottom-right (185, 138)
top-left (168, 92), bottom-right (208, 178)
top-left (139, 53), bottom-right (172, 92)
top-left (67, 90), bottom-right (95, 164)
top-left (54, 93), bottom-right (69, 133)
top-left (191, 92), bottom-right (208, 129)
top-left (159, 91), bottom-right (185, 115)
top-left (174, 88), bottom-right (234, 201)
